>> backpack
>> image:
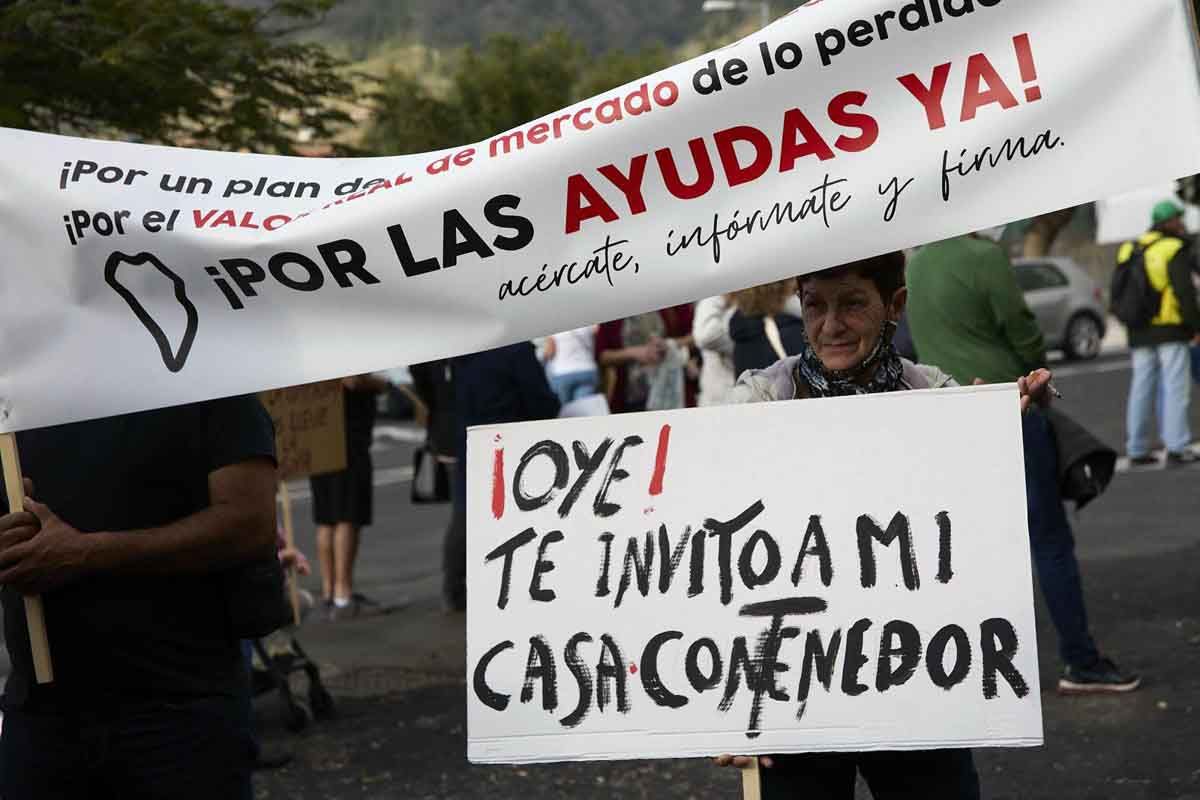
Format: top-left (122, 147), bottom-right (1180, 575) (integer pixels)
top-left (1109, 240), bottom-right (1160, 328)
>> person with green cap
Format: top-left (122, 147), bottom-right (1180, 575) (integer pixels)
top-left (1116, 199), bottom-right (1200, 467)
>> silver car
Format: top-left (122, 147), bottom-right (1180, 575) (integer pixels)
top-left (1013, 257), bottom-right (1107, 361)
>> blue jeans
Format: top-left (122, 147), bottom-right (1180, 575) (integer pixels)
top-left (1023, 410), bottom-right (1100, 669)
top-left (1128, 341), bottom-right (1192, 456)
top-left (549, 369), bottom-right (598, 404)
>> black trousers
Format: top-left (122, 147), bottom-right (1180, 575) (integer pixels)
top-left (443, 502), bottom-right (467, 609)
top-left (762, 749), bottom-right (980, 800)
top-left (0, 696), bottom-right (253, 800)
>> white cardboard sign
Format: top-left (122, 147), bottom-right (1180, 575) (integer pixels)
top-left (3, 0), bottom-right (1200, 431)
top-left (466, 385), bottom-right (1042, 764)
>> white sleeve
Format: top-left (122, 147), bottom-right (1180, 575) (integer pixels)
top-left (693, 296), bottom-right (735, 355)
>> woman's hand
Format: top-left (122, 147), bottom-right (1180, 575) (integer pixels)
top-left (1017, 368), bottom-right (1053, 413)
top-left (973, 368), bottom-right (1054, 413)
top-left (713, 754), bottom-right (774, 769)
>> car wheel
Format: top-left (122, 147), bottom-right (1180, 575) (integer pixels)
top-left (1064, 313), bottom-right (1102, 360)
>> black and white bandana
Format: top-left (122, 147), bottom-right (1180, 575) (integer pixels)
top-left (794, 320), bottom-right (905, 398)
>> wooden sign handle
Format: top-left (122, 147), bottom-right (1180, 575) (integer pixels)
top-left (277, 480), bottom-right (301, 627)
top-left (742, 759), bottom-right (762, 800)
top-left (1188, 0), bottom-right (1200, 53)
top-left (0, 433), bottom-right (54, 684)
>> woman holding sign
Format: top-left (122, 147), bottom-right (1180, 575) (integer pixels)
top-left (716, 251), bottom-right (1053, 799)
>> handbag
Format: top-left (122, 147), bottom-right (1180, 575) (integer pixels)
top-left (1044, 407), bottom-right (1116, 511)
top-left (411, 445), bottom-right (451, 504)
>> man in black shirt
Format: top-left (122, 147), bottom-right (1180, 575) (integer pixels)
top-left (0, 395), bottom-right (277, 800)
top-left (442, 343), bottom-right (561, 611)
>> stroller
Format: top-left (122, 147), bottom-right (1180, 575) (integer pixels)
top-left (249, 588), bottom-right (336, 732)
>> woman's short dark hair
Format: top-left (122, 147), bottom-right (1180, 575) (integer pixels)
top-left (797, 251), bottom-right (906, 301)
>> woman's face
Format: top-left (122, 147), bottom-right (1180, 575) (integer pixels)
top-left (799, 272), bottom-right (906, 373)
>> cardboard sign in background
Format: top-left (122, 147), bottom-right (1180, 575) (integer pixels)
top-left (466, 385), bottom-right (1042, 764)
top-left (260, 381), bottom-right (347, 481)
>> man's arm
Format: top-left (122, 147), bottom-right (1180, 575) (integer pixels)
top-left (984, 247), bottom-right (1047, 372)
top-left (0, 458), bottom-right (276, 594)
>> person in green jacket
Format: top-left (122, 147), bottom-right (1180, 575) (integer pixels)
top-left (906, 234), bottom-right (1140, 696)
top-left (1116, 200), bottom-right (1200, 467)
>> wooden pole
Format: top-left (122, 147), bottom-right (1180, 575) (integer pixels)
top-left (742, 759), bottom-right (761, 800)
top-left (277, 480), bottom-right (302, 627)
top-left (1187, 0), bottom-right (1200, 65)
top-left (0, 433), bottom-right (54, 684)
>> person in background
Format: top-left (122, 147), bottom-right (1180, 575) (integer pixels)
top-left (443, 343), bottom-right (561, 612)
top-left (596, 304), bottom-right (697, 412)
top-left (410, 359), bottom-right (457, 502)
top-left (906, 233), bottom-right (1140, 694)
top-left (729, 278), bottom-right (806, 375)
top-left (692, 294), bottom-right (737, 406)
top-left (892, 311), bottom-right (920, 362)
top-left (1193, 251), bottom-right (1200, 382)
top-left (543, 326), bottom-right (599, 405)
top-left (310, 373), bottom-right (390, 620)
top-left (1116, 201), bottom-right (1200, 466)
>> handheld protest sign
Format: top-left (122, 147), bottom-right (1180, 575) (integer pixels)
top-left (277, 480), bottom-right (302, 627)
top-left (0, 434), bottom-right (54, 684)
top-left (260, 381), bottom-right (347, 481)
top-left (466, 385), bottom-right (1042, 765)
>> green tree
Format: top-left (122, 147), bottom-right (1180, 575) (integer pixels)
top-left (575, 44), bottom-right (673, 100)
top-left (362, 71), bottom-right (460, 154)
top-left (452, 31), bottom-right (582, 143)
top-left (311, 0), bottom-right (704, 58)
top-left (365, 29), bottom-right (670, 157)
top-left (0, 0), bottom-right (359, 152)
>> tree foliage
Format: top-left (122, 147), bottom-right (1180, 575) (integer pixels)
top-left (364, 29), bottom-right (672, 156)
top-left (312, 0), bottom-right (705, 59)
top-left (0, 0), bottom-right (359, 152)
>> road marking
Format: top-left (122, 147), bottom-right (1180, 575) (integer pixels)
top-left (1051, 359), bottom-right (1131, 379)
top-left (374, 424), bottom-right (426, 444)
top-left (287, 465), bottom-right (415, 502)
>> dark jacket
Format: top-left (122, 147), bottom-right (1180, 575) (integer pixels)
top-left (451, 342), bottom-right (561, 510)
top-left (730, 311), bottom-right (806, 376)
top-left (410, 359), bottom-right (457, 458)
top-left (1044, 407), bottom-right (1116, 511)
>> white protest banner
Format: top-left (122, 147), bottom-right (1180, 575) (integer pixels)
top-left (465, 385), bottom-right (1041, 763)
top-left (3, 0), bottom-right (1200, 432)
